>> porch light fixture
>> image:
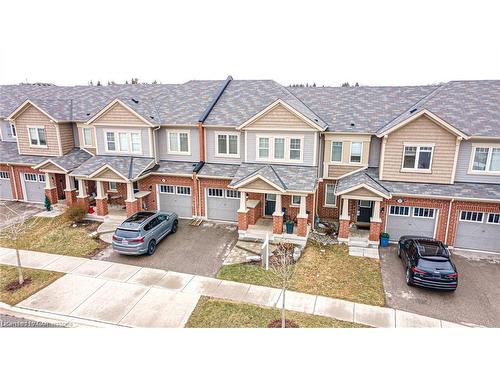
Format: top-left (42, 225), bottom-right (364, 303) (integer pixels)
top-left (396, 198), bottom-right (404, 204)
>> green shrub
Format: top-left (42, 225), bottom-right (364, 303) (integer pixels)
top-left (64, 204), bottom-right (87, 223)
top-left (44, 195), bottom-right (52, 211)
top-left (380, 232), bottom-right (390, 239)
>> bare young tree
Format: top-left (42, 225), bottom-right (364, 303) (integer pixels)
top-left (268, 242), bottom-right (296, 328)
top-left (0, 203), bottom-right (41, 285)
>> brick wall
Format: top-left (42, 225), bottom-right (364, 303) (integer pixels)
top-left (281, 194), bottom-right (315, 224)
top-left (447, 200), bottom-right (500, 246)
top-left (317, 180), bottom-right (340, 219)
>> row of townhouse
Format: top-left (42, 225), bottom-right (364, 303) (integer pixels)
top-left (0, 78), bottom-right (499, 251)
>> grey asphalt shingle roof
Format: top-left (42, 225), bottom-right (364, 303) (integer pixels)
top-left (377, 81), bottom-right (500, 137)
top-left (0, 141), bottom-right (46, 165)
top-left (197, 163), bottom-right (240, 178)
top-left (147, 160), bottom-right (198, 176)
top-left (336, 168), bottom-right (391, 197)
top-left (229, 163), bottom-right (318, 192)
top-left (338, 167), bottom-right (500, 201)
top-left (40, 148), bottom-right (93, 171)
top-left (70, 155), bottom-right (154, 180)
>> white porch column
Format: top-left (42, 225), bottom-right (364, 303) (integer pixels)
top-left (77, 178), bottom-right (87, 198)
top-left (65, 174), bottom-right (75, 191)
top-left (340, 197), bottom-right (350, 220)
top-left (44, 172), bottom-right (55, 190)
top-left (238, 192), bottom-right (247, 212)
top-left (125, 182), bottom-right (135, 202)
top-left (96, 181), bottom-right (106, 199)
top-left (274, 194), bottom-right (282, 215)
top-left (371, 200), bottom-right (381, 222)
top-left (299, 195), bottom-right (307, 216)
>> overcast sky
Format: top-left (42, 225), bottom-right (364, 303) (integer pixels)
top-left (1, 0), bottom-right (499, 87)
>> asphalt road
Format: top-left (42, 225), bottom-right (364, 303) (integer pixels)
top-left (380, 245), bottom-right (500, 327)
top-left (94, 220), bottom-right (238, 277)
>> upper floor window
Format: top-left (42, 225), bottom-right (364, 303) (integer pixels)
top-left (82, 128), bottom-right (93, 147)
top-left (216, 133), bottom-right (239, 157)
top-left (256, 135), bottom-right (303, 163)
top-left (105, 130), bottom-right (141, 154)
top-left (402, 145), bottom-right (433, 171)
top-left (471, 146), bottom-right (500, 173)
top-left (331, 142), bottom-right (342, 162)
top-left (350, 142), bottom-right (362, 163)
top-left (168, 131), bottom-right (190, 155)
top-left (28, 127), bottom-right (47, 147)
top-left (10, 123), bottom-right (16, 138)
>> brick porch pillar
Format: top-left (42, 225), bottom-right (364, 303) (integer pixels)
top-left (338, 197), bottom-right (350, 243)
top-left (272, 213), bottom-right (284, 234)
top-left (77, 197), bottom-right (90, 213)
top-left (76, 177), bottom-right (90, 213)
top-left (44, 187), bottom-right (58, 205)
top-left (369, 201), bottom-right (382, 243)
top-left (296, 215), bottom-right (308, 237)
top-left (95, 181), bottom-right (108, 216)
top-left (237, 192), bottom-right (249, 231)
top-left (65, 189), bottom-right (77, 206)
top-left (126, 199), bottom-right (139, 217)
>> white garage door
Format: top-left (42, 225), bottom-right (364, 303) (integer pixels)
top-left (385, 205), bottom-right (437, 241)
top-left (206, 188), bottom-right (240, 222)
top-left (455, 211), bottom-right (500, 252)
top-left (158, 184), bottom-right (192, 218)
top-left (23, 173), bottom-right (46, 203)
top-left (0, 171), bottom-right (13, 200)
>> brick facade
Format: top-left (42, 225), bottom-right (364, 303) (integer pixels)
top-left (338, 218), bottom-right (350, 239)
top-left (317, 180), bottom-right (340, 219)
top-left (369, 221), bottom-right (382, 241)
top-left (296, 216), bottom-right (308, 236)
top-left (65, 189), bottom-right (77, 206)
top-left (238, 211), bottom-right (249, 230)
top-left (95, 197), bottom-right (109, 216)
top-left (44, 187), bottom-right (58, 204)
top-left (272, 213), bottom-right (283, 234)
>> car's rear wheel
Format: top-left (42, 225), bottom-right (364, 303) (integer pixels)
top-left (147, 240), bottom-right (157, 256)
top-left (406, 267), bottom-right (414, 286)
top-left (171, 220), bottom-right (178, 234)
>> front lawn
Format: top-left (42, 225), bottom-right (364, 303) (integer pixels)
top-left (0, 264), bottom-right (63, 305)
top-left (218, 241), bottom-right (385, 306)
top-left (186, 297), bottom-right (366, 328)
top-left (0, 216), bottom-right (107, 258)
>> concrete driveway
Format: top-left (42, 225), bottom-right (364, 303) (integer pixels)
top-left (0, 201), bottom-right (43, 229)
top-left (94, 220), bottom-right (238, 277)
top-left (380, 246), bottom-right (500, 327)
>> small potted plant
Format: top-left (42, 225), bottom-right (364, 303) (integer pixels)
top-left (285, 218), bottom-right (295, 234)
top-left (380, 232), bottom-right (390, 247)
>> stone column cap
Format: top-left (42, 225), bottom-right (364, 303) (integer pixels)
top-left (296, 213), bottom-right (308, 219)
top-left (339, 215), bottom-right (350, 221)
top-left (272, 212), bottom-right (284, 217)
top-left (370, 218), bottom-right (382, 223)
top-left (237, 208), bottom-right (249, 214)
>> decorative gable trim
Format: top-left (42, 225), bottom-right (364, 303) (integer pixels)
top-left (6, 100), bottom-right (58, 122)
top-left (232, 174), bottom-right (286, 193)
top-left (85, 99), bottom-right (154, 126)
top-left (377, 109), bottom-right (469, 139)
top-left (335, 182), bottom-right (391, 199)
top-left (236, 99), bottom-right (324, 131)
top-left (32, 159), bottom-right (69, 173)
top-left (88, 164), bottom-right (129, 181)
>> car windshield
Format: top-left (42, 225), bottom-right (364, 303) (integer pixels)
top-left (417, 258), bottom-right (454, 271)
top-left (417, 240), bottom-right (448, 257)
top-left (115, 229), bottom-right (141, 238)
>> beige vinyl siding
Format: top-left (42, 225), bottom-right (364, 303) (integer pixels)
top-left (58, 123), bottom-right (75, 154)
top-left (242, 179), bottom-right (278, 191)
top-left (15, 105), bottom-right (61, 156)
top-left (93, 103), bottom-right (149, 126)
top-left (245, 104), bottom-right (314, 131)
top-left (344, 186), bottom-right (380, 198)
top-left (324, 136), bottom-right (370, 178)
top-left (381, 115), bottom-right (457, 183)
top-left (93, 168), bottom-right (126, 181)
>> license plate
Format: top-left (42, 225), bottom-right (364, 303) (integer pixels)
top-left (122, 240), bottom-right (128, 245)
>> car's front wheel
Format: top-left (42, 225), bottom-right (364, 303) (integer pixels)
top-left (171, 220), bottom-right (178, 234)
top-left (406, 267), bottom-right (414, 286)
top-left (147, 240), bottom-right (157, 256)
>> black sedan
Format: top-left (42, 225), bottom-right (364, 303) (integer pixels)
top-left (398, 236), bottom-right (458, 291)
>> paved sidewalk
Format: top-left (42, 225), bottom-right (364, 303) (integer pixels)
top-left (0, 247), bottom-right (466, 328)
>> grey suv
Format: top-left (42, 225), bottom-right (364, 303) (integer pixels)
top-left (112, 211), bottom-right (178, 255)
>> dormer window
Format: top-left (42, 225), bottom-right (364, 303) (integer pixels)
top-left (28, 126), bottom-right (47, 147)
top-left (402, 145), bottom-right (433, 171)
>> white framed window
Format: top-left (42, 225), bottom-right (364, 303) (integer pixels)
top-left (82, 128), bottom-right (93, 147)
top-left (487, 213), bottom-right (500, 224)
top-left (389, 206), bottom-right (410, 216)
top-left (402, 145), bottom-right (433, 171)
top-left (459, 211), bottom-right (483, 223)
top-left (159, 185), bottom-right (174, 194)
top-left (216, 132), bottom-right (239, 157)
top-left (177, 186), bottom-right (191, 196)
top-left (28, 127), bottom-right (47, 147)
top-left (38, 174), bottom-right (45, 183)
top-left (470, 146), bottom-right (500, 174)
top-left (0, 171), bottom-right (9, 179)
top-left (413, 207), bottom-right (435, 218)
top-left (10, 123), bottom-right (16, 138)
top-left (359, 200), bottom-right (372, 208)
top-left (274, 138), bottom-right (285, 159)
top-left (167, 130), bottom-right (190, 155)
top-left (291, 195), bottom-right (301, 206)
top-left (105, 130), bottom-right (142, 154)
top-left (24, 173), bottom-right (37, 182)
top-left (350, 142), bottom-right (362, 163)
top-left (324, 183), bottom-right (336, 206)
top-left (226, 190), bottom-right (241, 199)
top-left (208, 188), bottom-right (223, 197)
top-left (108, 181), bottom-right (118, 192)
top-left (256, 135), bottom-right (304, 163)
top-left (331, 142), bottom-right (342, 162)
